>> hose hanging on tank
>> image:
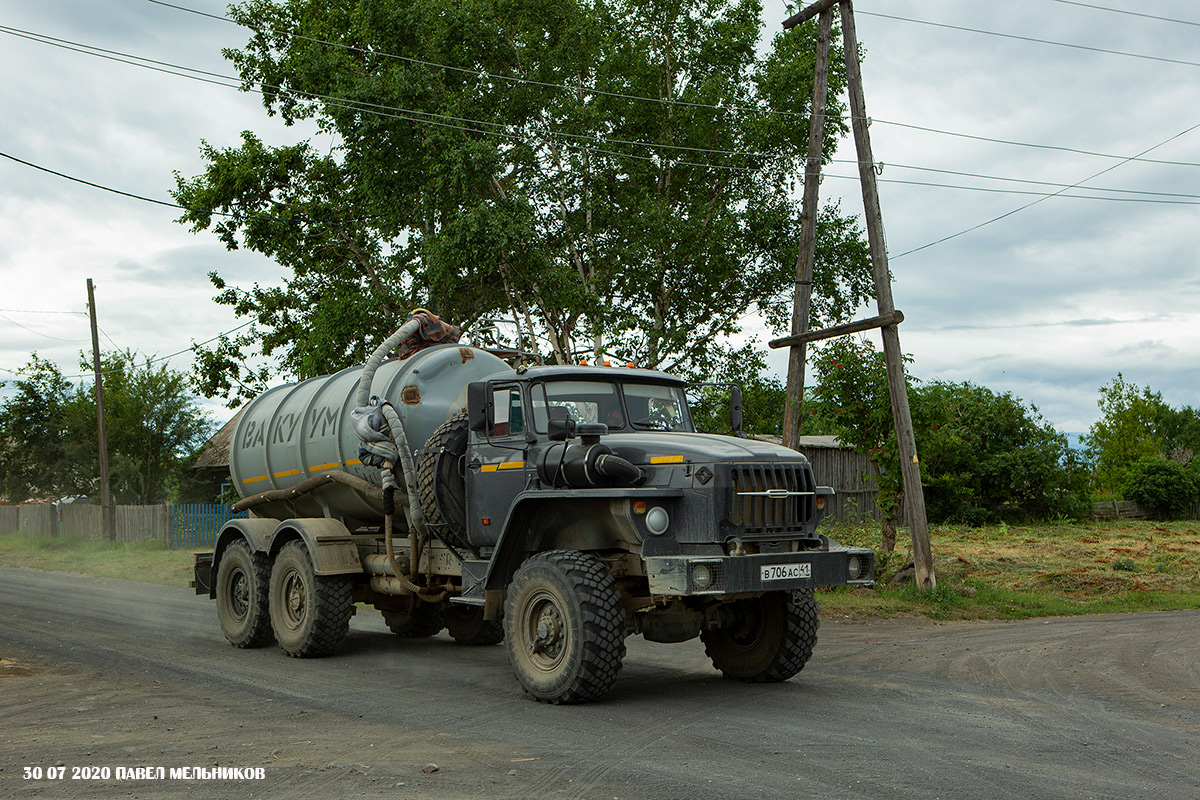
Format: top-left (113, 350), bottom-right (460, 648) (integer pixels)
top-left (353, 314), bottom-right (448, 602)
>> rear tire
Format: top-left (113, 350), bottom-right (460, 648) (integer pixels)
top-left (505, 551), bottom-right (625, 704)
top-left (701, 591), bottom-right (819, 682)
top-left (381, 600), bottom-right (444, 638)
top-left (443, 605), bottom-right (504, 645)
top-left (268, 541), bottom-right (352, 657)
top-left (215, 540), bottom-right (273, 648)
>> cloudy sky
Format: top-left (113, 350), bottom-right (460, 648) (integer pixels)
top-left (1, 0), bottom-right (1197, 434)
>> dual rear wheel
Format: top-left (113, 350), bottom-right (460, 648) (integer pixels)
top-left (215, 539), bottom-right (351, 657)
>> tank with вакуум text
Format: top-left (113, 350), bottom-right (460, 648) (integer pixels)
top-left (228, 344), bottom-right (508, 526)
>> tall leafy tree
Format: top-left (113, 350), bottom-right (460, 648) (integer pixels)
top-left (0, 355), bottom-right (82, 503)
top-left (0, 352), bottom-right (212, 505)
top-left (1083, 374), bottom-right (1168, 497)
top-left (915, 381), bottom-right (1089, 525)
top-left (172, 0), bottom-right (873, 405)
top-left (65, 352), bottom-right (214, 504)
top-left (808, 336), bottom-right (906, 550)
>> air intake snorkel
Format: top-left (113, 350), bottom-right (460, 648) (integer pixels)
top-left (538, 418), bottom-right (645, 489)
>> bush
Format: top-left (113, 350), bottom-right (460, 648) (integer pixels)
top-left (1122, 457), bottom-right (1199, 519)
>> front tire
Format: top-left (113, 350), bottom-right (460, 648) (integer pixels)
top-left (268, 540), bottom-right (352, 657)
top-left (701, 591), bottom-right (819, 682)
top-left (215, 540), bottom-right (273, 648)
top-left (504, 551), bottom-right (625, 704)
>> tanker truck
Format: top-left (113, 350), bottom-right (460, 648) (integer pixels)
top-left (193, 314), bottom-right (875, 703)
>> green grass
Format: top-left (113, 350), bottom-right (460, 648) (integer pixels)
top-left (3, 520), bottom-right (1200, 621)
top-left (0, 531), bottom-right (201, 587)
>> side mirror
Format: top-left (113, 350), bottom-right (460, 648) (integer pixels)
top-left (547, 406), bottom-right (574, 441)
top-left (467, 382), bottom-right (489, 432)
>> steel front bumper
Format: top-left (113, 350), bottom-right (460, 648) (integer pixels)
top-left (645, 547), bottom-right (875, 596)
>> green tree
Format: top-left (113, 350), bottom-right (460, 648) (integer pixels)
top-left (66, 351), bottom-right (214, 504)
top-left (0, 355), bottom-right (83, 502)
top-left (685, 342), bottom-right (785, 437)
top-left (172, 0), bottom-right (873, 405)
top-left (1122, 457), bottom-right (1198, 520)
top-left (1083, 374), bottom-right (1168, 497)
top-left (914, 381), bottom-right (1089, 525)
top-left (808, 336), bottom-right (906, 550)
top-left (0, 352), bottom-right (213, 505)
top-left (807, 340), bottom-right (1091, 540)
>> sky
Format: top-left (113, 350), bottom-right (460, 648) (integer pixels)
top-left (1, 0), bottom-right (1197, 434)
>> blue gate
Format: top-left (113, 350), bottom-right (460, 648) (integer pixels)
top-left (171, 504), bottom-right (248, 549)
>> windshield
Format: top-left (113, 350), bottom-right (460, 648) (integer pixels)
top-left (530, 379), bottom-right (694, 433)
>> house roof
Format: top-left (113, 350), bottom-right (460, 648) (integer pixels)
top-left (193, 409), bottom-right (244, 469)
top-left (753, 434), bottom-right (846, 449)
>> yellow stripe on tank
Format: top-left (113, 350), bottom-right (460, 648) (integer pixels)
top-left (649, 455), bottom-right (684, 464)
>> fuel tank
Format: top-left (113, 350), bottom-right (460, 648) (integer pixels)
top-left (229, 344), bottom-right (509, 524)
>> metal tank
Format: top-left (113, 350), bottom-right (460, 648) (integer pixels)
top-left (229, 344), bottom-right (509, 524)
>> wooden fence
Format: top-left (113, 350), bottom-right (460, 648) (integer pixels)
top-left (0, 503), bottom-right (244, 547)
top-left (793, 440), bottom-right (887, 523)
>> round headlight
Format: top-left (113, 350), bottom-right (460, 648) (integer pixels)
top-left (645, 506), bottom-right (670, 536)
top-left (692, 563), bottom-right (714, 590)
top-left (847, 555), bottom-right (863, 580)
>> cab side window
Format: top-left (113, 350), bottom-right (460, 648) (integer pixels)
top-left (491, 386), bottom-right (524, 437)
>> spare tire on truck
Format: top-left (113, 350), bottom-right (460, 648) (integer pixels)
top-left (417, 413), bottom-right (470, 549)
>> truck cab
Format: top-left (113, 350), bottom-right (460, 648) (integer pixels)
top-left (415, 365), bottom-right (875, 701)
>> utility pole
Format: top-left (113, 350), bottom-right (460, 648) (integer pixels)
top-left (779, 0), bottom-right (935, 590)
top-left (781, 7), bottom-right (834, 450)
top-left (87, 278), bottom-right (115, 541)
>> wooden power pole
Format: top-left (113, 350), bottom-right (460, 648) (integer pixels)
top-left (778, 0), bottom-right (936, 590)
top-left (87, 278), bottom-right (115, 541)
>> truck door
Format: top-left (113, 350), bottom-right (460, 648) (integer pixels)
top-left (467, 383), bottom-right (530, 547)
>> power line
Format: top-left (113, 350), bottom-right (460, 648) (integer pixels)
top-left (893, 121), bottom-right (1200, 258)
top-left (143, 0), bottom-right (791, 121)
top-left (57, 319), bottom-right (257, 380)
top-left (1049, 0), bottom-right (1200, 28)
top-left (13, 16), bottom-right (1200, 184)
top-left (864, 117), bottom-right (1200, 169)
top-left (0, 26), bottom-right (755, 174)
top-left (7, 9), bottom-right (1199, 257)
top-left (135, 0), bottom-right (1200, 178)
top-left (0, 308), bottom-right (87, 316)
top-left (0, 313), bottom-right (85, 342)
top-left (858, 10), bottom-right (1200, 69)
top-left (12, 19), bottom-right (1200, 196)
top-left (822, 172), bottom-right (1200, 204)
top-left (855, 161), bottom-right (1200, 199)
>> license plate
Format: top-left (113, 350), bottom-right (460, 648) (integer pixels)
top-left (761, 563), bottom-right (811, 582)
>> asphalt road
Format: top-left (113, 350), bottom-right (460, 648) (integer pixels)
top-left (1, 565), bottom-right (1198, 799)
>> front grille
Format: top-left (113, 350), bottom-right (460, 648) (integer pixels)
top-left (728, 464), bottom-right (816, 535)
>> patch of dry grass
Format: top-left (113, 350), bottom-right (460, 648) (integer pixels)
top-left (819, 520), bottom-right (1200, 620)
